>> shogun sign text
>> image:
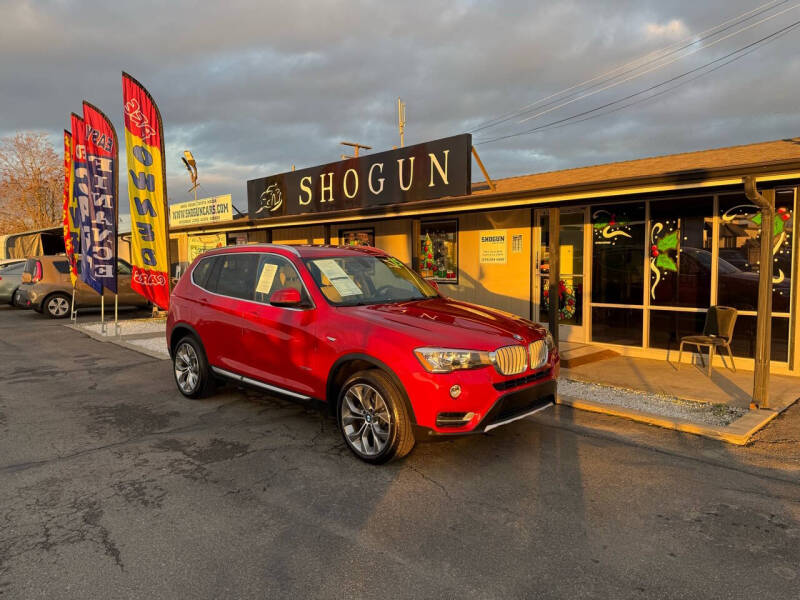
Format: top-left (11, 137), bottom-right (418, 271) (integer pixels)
top-left (247, 134), bottom-right (471, 219)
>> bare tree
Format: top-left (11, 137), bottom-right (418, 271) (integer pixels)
top-left (0, 132), bottom-right (62, 235)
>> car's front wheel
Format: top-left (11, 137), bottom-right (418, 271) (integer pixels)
top-left (44, 293), bottom-right (71, 318)
top-left (337, 369), bottom-right (415, 464)
top-left (172, 335), bottom-right (215, 399)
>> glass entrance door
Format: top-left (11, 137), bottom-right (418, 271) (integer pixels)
top-left (534, 208), bottom-right (587, 341)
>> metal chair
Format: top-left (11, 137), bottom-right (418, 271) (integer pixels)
top-left (678, 306), bottom-right (738, 376)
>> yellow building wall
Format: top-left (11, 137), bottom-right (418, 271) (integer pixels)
top-left (272, 225), bottom-right (326, 245)
top-left (331, 219), bottom-right (413, 265)
top-left (442, 209), bottom-right (532, 319)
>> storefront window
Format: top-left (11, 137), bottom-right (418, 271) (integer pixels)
top-left (591, 202), bottom-right (645, 304)
top-left (728, 316), bottom-right (790, 362)
top-left (648, 311), bottom-right (706, 351)
top-left (649, 197), bottom-right (713, 308)
top-left (340, 228), bottom-right (375, 247)
top-left (717, 191), bottom-right (794, 312)
top-left (419, 220), bottom-right (458, 283)
top-left (591, 307), bottom-right (643, 346)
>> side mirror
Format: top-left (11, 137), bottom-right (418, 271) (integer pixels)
top-left (270, 287), bottom-right (303, 307)
top-left (426, 279), bottom-right (440, 293)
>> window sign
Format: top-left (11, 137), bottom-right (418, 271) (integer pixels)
top-left (255, 263), bottom-right (278, 295)
top-left (479, 230), bottom-right (507, 264)
top-left (591, 203), bottom-right (645, 304)
top-left (315, 259), bottom-right (363, 296)
top-left (511, 234), bottom-right (523, 253)
top-left (419, 220), bottom-right (458, 283)
top-left (717, 191), bottom-right (794, 312)
top-left (340, 228), bottom-right (375, 247)
top-left (649, 198), bottom-right (713, 308)
top-left (188, 234), bottom-right (226, 262)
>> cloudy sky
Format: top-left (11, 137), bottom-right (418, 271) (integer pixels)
top-left (1, 0), bottom-right (799, 215)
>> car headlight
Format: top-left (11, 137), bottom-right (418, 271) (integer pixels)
top-left (545, 331), bottom-right (555, 353)
top-left (414, 347), bottom-right (492, 373)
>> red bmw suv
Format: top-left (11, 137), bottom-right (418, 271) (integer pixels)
top-left (167, 244), bottom-right (559, 463)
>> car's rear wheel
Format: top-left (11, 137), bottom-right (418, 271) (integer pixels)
top-left (44, 293), bottom-right (71, 319)
top-left (173, 335), bottom-right (215, 399)
top-left (337, 369), bottom-right (415, 464)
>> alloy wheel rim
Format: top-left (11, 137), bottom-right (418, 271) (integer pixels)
top-left (49, 296), bottom-right (69, 316)
top-left (174, 342), bottom-right (200, 393)
top-left (341, 383), bottom-right (391, 456)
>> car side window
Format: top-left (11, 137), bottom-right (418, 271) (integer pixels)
top-left (212, 253), bottom-right (260, 300)
top-left (253, 254), bottom-right (311, 306)
top-left (0, 262), bottom-right (25, 274)
top-left (53, 261), bottom-right (70, 274)
top-left (191, 256), bottom-right (215, 290)
top-left (117, 260), bottom-right (132, 275)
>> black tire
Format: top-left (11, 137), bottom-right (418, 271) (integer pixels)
top-left (172, 335), bottom-right (216, 399)
top-left (9, 288), bottom-right (18, 306)
top-left (337, 369), bottom-right (415, 464)
top-left (43, 293), bottom-right (71, 319)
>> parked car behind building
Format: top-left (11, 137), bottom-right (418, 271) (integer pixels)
top-left (17, 255), bottom-right (150, 318)
top-left (0, 260), bottom-right (26, 305)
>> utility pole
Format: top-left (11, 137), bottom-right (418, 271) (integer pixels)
top-left (339, 141), bottom-right (372, 159)
top-left (743, 176), bottom-right (774, 409)
top-left (398, 98), bottom-right (406, 148)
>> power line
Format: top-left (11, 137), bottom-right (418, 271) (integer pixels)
top-left (511, 2), bottom-right (800, 127)
top-left (475, 17), bottom-right (800, 145)
top-left (470, 0), bottom-right (791, 134)
top-left (523, 23), bottom-right (800, 138)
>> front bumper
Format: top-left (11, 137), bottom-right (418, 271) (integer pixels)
top-left (412, 370), bottom-right (557, 438)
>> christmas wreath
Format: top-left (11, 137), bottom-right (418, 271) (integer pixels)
top-left (543, 280), bottom-right (577, 320)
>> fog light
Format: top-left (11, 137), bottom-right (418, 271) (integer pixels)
top-left (449, 384), bottom-right (462, 399)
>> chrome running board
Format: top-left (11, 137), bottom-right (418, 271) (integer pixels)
top-left (211, 366), bottom-right (311, 401)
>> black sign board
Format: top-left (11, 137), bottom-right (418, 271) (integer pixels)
top-left (247, 134), bottom-right (471, 219)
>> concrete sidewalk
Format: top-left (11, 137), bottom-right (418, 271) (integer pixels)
top-left (559, 353), bottom-right (799, 444)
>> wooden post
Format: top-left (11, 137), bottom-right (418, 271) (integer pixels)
top-left (548, 207), bottom-right (560, 347)
top-left (744, 177), bottom-right (774, 409)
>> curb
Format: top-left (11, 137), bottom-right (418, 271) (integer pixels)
top-left (557, 394), bottom-right (780, 445)
top-left (63, 322), bottom-right (169, 361)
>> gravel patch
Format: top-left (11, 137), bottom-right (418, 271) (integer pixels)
top-left (123, 336), bottom-right (170, 360)
top-left (79, 318), bottom-right (166, 337)
top-left (558, 378), bottom-right (747, 427)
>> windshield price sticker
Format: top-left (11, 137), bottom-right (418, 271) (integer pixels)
top-left (315, 259), bottom-right (363, 296)
top-left (255, 263), bottom-right (278, 294)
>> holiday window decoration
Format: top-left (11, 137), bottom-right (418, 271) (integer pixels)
top-left (419, 220), bottom-right (458, 283)
top-left (543, 279), bottom-right (577, 320)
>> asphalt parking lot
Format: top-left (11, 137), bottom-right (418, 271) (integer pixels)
top-left (1, 305), bottom-right (800, 599)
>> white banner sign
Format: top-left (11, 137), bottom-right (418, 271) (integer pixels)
top-left (479, 229), bottom-right (507, 264)
top-left (170, 194), bottom-right (234, 227)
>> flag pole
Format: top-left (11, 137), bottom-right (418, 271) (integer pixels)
top-left (70, 282), bottom-right (76, 322)
top-left (114, 294), bottom-right (119, 336)
top-left (101, 293), bottom-right (105, 334)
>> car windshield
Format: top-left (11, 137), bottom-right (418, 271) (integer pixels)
top-left (305, 255), bottom-right (438, 306)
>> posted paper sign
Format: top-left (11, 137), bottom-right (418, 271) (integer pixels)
top-left (255, 263), bottom-right (278, 295)
top-left (315, 259), bottom-right (362, 296)
top-left (479, 230), bottom-right (507, 264)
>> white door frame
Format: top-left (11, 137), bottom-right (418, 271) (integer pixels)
top-left (532, 206), bottom-right (589, 343)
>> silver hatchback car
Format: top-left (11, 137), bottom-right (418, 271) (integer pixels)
top-left (0, 260), bottom-right (25, 305)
